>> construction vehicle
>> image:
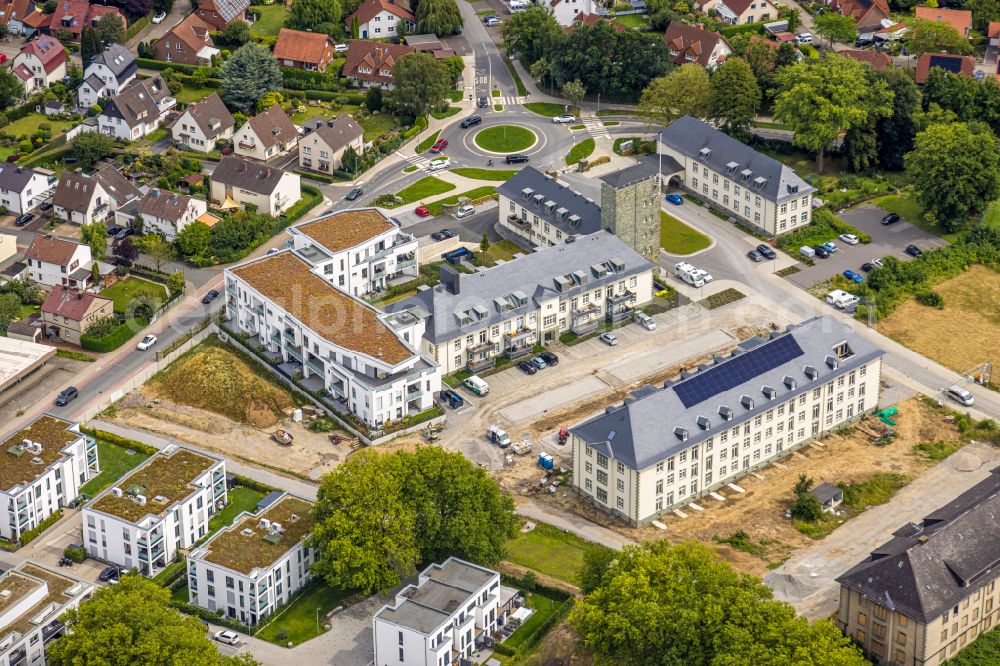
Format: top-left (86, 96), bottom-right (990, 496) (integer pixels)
top-left (558, 428), bottom-right (569, 446)
top-left (422, 426), bottom-right (442, 442)
top-left (271, 430), bottom-right (293, 446)
top-left (487, 425), bottom-right (512, 448)
top-left (511, 440), bottom-right (532, 455)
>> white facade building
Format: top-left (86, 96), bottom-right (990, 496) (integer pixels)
top-left (81, 445), bottom-right (226, 577)
top-left (542, 0), bottom-right (595, 26)
top-left (77, 43), bottom-right (137, 109)
top-left (170, 93), bottom-right (234, 153)
top-left (186, 494), bottom-right (314, 626)
top-left (570, 316), bottom-right (885, 526)
top-left (373, 558), bottom-right (503, 666)
top-left (0, 165), bottom-right (52, 215)
top-left (135, 188), bottom-right (208, 242)
top-left (0, 562), bottom-right (94, 666)
top-left (97, 76), bottom-right (175, 141)
top-left (0, 415), bottom-right (98, 544)
top-left (659, 115), bottom-right (816, 236)
top-left (389, 231), bottom-right (656, 375)
top-left (225, 246), bottom-right (440, 427)
top-left (23, 235), bottom-right (92, 289)
top-left (209, 156), bottom-right (301, 216)
top-left (286, 208), bottom-right (418, 297)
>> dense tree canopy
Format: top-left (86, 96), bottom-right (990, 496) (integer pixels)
top-left (814, 12), bottom-right (857, 48)
top-left (416, 0), bottom-right (462, 35)
top-left (221, 43), bottom-right (282, 113)
top-left (391, 52), bottom-right (451, 116)
top-left (71, 132), bottom-right (117, 167)
top-left (906, 17), bottom-right (975, 55)
top-left (640, 64), bottom-right (710, 125)
top-left (572, 541), bottom-right (869, 666)
top-left (709, 57), bottom-right (760, 132)
top-left (287, 0), bottom-right (342, 33)
top-left (0, 68), bottom-right (24, 109)
top-left (94, 13), bottom-right (125, 46)
top-left (502, 6), bottom-right (564, 67)
top-left (311, 447), bottom-right (518, 595)
top-left (553, 22), bottom-right (670, 100)
top-left (876, 67), bottom-right (922, 171)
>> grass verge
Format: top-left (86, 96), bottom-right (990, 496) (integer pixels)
top-left (699, 288), bottom-right (745, 310)
top-left (415, 130), bottom-right (440, 154)
top-left (505, 522), bottom-right (609, 584)
top-left (451, 167), bottom-right (517, 181)
top-left (430, 106), bottom-right (461, 120)
top-left (660, 210), bottom-right (711, 254)
top-left (565, 138), bottom-right (595, 165)
top-left (912, 440), bottom-right (959, 461)
top-left (403, 165), bottom-right (418, 173)
top-left (56, 349), bottom-right (96, 362)
top-left (523, 102), bottom-right (576, 117)
top-left (393, 176), bottom-right (455, 205)
top-left (254, 583), bottom-right (354, 646)
top-left (793, 473), bottom-right (909, 539)
top-left (503, 589), bottom-right (563, 650)
top-left (425, 186), bottom-right (497, 216)
top-left (474, 125), bottom-right (535, 153)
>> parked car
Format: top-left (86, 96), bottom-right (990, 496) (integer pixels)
top-left (478, 96), bottom-right (488, 108)
top-left (460, 115), bottom-right (482, 129)
top-left (813, 245), bottom-right (830, 258)
top-left (39, 201), bottom-right (53, 212)
top-left (881, 212), bottom-right (900, 225)
top-left (415, 206), bottom-right (430, 217)
top-left (152, 10), bottom-right (166, 22)
top-left (115, 227), bottom-right (134, 241)
top-left (860, 262), bottom-right (876, 272)
top-left (839, 233), bottom-right (859, 245)
top-left (796, 32), bottom-right (813, 44)
top-left (599, 332), bottom-right (619, 346)
top-left (517, 360), bottom-right (537, 375)
top-left (855, 36), bottom-right (874, 47)
top-left (431, 229), bottom-right (456, 240)
top-left (505, 154), bottom-right (529, 164)
top-left (429, 137), bottom-right (448, 153)
top-left (55, 386), bottom-right (78, 406)
top-left (800, 246), bottom-right (816, 259)
top-left (345, 187), bottom-right (363, 201)
top-left (539, 351), bottom-right (559, 366)
top-left (427, 157), bottom-right (450, 172)
top-left (334, 43), bottom-right (349, 53)
top-left (463, 375), bottom-right (489, 395)
top-left (265, 248), bottom-right (280, 256)
top-left (529, 356), bottom-right (547, 370)
top-left (202, 289), bottom-right (219, 304)
top-left (756, 244), bottom-right (777, 260)
top-left (107, 224), bottom-right (123, 236)
top-left (747, 249), bottom-right (764, 262)
top-left (904, 244), bottom-right (923, 258)
top-left (842, 269), bottom-right (863, 283)
top-left (665, 194), bottom-right (684, 205)
top-left (635, 312), bottom-right (656, 330)
top-left (136, 334), bottom-right (158, 351)
top-left (820, 241), bottom-right (838, 253)
top-left (455, 204), bottom-right (475, 218)
top-left (14, 213), bottom-right (34, 226)
top-left (214, 631), bottom-right (240, 646)
top-left (484, 15), bottom-right (501, 25)
top-left (440, 388), bottom-right (464, 408)
top-left (552, 114), bottom-right (577, 124)
top-left (98, 565), bottom-right (121, 582)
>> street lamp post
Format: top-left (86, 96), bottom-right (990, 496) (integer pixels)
top-left (316, 607), bottom-right (320, 635)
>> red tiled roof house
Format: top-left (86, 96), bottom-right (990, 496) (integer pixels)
top-left (273, 28), bottom-right (336, 71)
top-left (662, 21), bottom-right (732, 69)
top-left (346, 0), bottom-right (415, 40)
top-left (11, 35), bottom-right (65, 95)
top-left (41, 286), bottom-right (114, 345)
top-left (343, 40), bottom-right (415, 89)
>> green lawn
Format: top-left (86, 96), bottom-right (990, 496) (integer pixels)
top-left (494, 104), bottom-right (503, 111)
top-left (503, 589), bottom-right (564, 650)
top-left (982, 200), bottom-right (1000, 231)
top-left (16, 303), bottom-right (38, 319)
top-left (505, 522), bottom-right (607, 584)
top-left (870, 193), bottom-right (963, 240)
top-left (451, 167), bottom-right (517, 181)
top-left (248, 5), bottom-right (288, 36)
top-left (100, 277), bottom-right (168, 314)
top-left (144, 127), bottom-right (169, 143)
top-left (393, 176), bottom-right (455, 205)
top-left (0, 113), bottom-right (73, 139)
top-left (207, 486), bottom-right (267, 535)
top-left (152, 559), bottom-right (186, 586)
top-left (79, 439), bottom-right (151, 498)
top-left (660, 210), bottom-right (711, 255)
top-left (759, 147), bottom-right (843, 180)
top-left (523, 102), bottom-right (577, 117)
top-left (290, 103), bottom-right (359, 126)
top-left (360, 113), bottom-right (399, 141)
top-left (430, 106), bottom-right (461, 120)
top-left (171, 581), bottom-right (189, 603)
top-left (425, 186), bottom-right (497, 216)
top-left (474, 125), bottom-right (536, 153)
top-left (476, 239), bottom-right (523, 266)
top-left (416, 130), bottom-right (440, 153)
top-left (614, 13), bottom-right (649, 28)
top-left (491, 89), bottom-right (501, 97)
top-left (174, 86), bottom-right (215, 104)
top-left (403, 165), bottom-right (418, 173)
top-left (565, 138), bottom-right (595, 165)
top-left (255, 583), bottom-right (354, 646)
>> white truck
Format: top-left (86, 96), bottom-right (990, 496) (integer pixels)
top-left (673, 262), bottom-right (705, 287)
top-left (487, 425), bottom-right (512, 448)
top-left (825, 289), bottom-right (859, 309)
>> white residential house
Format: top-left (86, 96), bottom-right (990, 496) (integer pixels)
top-left (570, 317), bottom-right (885, 526)
top-left (224, 248), bottom-right (441, 427)
top-left (298, 114), bottom-right (364, 175)
top-left (209, 156), bottom-right (301, 216)
top-left (23, 235), bottom-right (92, 288)
top-left (0, 562), bottom-right (94, 666)
top-left (541, 0), bottom-right (596, 26)
top-left (186, 494), bottom-right (315, 626)
top-left (285, 208), bottom-right (418, 297)
top-left (171, 93), bottom-right (235, 153)
top-left (0, 414), bottom-right (99, 544)
top-left (346, 0), bottom-right (416, 39)
top-left (77, 43), bottom-right (137, 109)
top-left (388, 231), bottom-right (656, 375)
top-left (11, 35), bottom-right (66, 95)
top-left (51, 165), bottom-right (141, 226)
top-left (373, 558), bottom-right (504, 666)
top-left (98, 75), bottom-right (175, 141)
top-left (81, 445), bottom-right (227, 577)
top-left (233, 104), bottom-right (299, 162)
top-left (134, 188), bottom-right (208, 241)
top-left (0, 164), bottom-right (52, 214)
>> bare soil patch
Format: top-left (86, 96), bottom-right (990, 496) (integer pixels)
top-left (879, 265), bottom-right (1000, 377)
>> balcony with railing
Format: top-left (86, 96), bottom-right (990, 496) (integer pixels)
top-left (467, 355), bottom-right (495, 373)
top-left (158, 97), bottom-right (177, 112)
top-left (607, 289), bottom-right (635, 305)
top-left (571, 305), bottom-right (600, 335)
top-left (238, 139), bottom-right (257, 151)
top-left (606, 306), bottom-right (634, 323)
top-left (507, 214), bottom-right (529, 227)
top-left (305, 354), bottom-right (325, 376)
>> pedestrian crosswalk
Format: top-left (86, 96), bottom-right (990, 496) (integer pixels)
top-left (490, 95), bottom-right (526, 106)
top-left (395, 151), bottom-right (430, 170)
top-left (573, 117), bottom-right (612, 140)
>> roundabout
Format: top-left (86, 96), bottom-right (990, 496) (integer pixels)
top-left (473, 124), bottom-right (539, 154)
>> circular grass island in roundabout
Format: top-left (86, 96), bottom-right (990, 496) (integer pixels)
top-left (473, 125), bottom-right (538, 153)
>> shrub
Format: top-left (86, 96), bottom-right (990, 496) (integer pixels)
top-left (915, 289), bottom-right (944, 308)
top-left (19, 510), bottom-right (63, 547)
top-left (64, 545), bottom-right (88, 562)
top-left (81, 317), bottom-right (148, 352)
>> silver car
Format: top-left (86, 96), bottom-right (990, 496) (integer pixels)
top-left (599, 332), bottom-right (619, 346)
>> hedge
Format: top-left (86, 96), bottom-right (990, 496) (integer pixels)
top-left (79, 426), bottom-right (159, 455)
top-left (171, 600), bottom-right (250, 633)
top-left (135, 58), bottom-right (216, 77)
top-left (302, 90), bottom-right (366, 104)
top-left (125, 12), bottom-right (153, 41)
top-left (293, 168), bottom-right (337, 183)
top-left (64, 545), bottom-right (88, 562)
top-left (81, 317), bottom-right (148, 352)
top-left (402, 115), bottom-right (429, 140)
top-left (231, 473), bottom-right (279, 494)
top-left (20, 510), bottom-right (64, 548)
top-left (492, 576), bottom-right (575, 660)
top-left (719, 22), bottom-right (766, 37)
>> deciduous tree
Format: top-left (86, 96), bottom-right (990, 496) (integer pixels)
top-left (967, 0), bottom-right (1000, 32)
top-left (220, 19), bottom-right (251, 47)
top-left (0, 68), bottom-right (21, 109)
top-left (221, 43), bottom-right (282, 113)
top-left (416, 0), bottom-right (462, 35)
top-left (112, 237), bottom-right (138, 267)
top-left (562, 79), bottom-right (586, 108)
top-left (554, 23), bottom-right (669, 100)
top-left (80, 221), bottom-right (108, 260)
top-left (639, 63), bottom-right (710, 125)
top-left (287, 0), bottom-right (342, 33)
top-left (391, 52), bottom-right (450, 117)
top-left (875, 67), bottom-right (922, 170)
top-left (71, 132), bottom-right (116, 167)
top-left (905, 121), bottom-right (1000, 231)
top-left (814, 12), bottom-right (857, 48)
top-left (502, 6), bottom-right (564, 67)
top-left (365, 86), bottom-right (383, 113)
top-left (175, 221), bottom-right (210, 257)
top-left (140, 234), bottom-right (174, 272)
top-left (709, 57), bottom-right (760, 132)
top-left (94, 13), bottom-right (125, 46)
top-left (906, 17), bottom-right (975, 55)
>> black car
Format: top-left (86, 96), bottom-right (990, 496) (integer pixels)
top-left (860, 262), bottom-right (875, 272)
top-left (202, 289), bottom-right (220, 304)
top-left (747, 250), bottom-right (764, 262)
top-left (39, 201), bottom-right (53, 212)
top-left (881, 213), bottom-right (900, 225)
top-left (460, 115), bottom-right (482, 129)
top-left (756, 244), bottom-right (777, 260)
top-left (478, 96), bottom-right (488, 108)
top-left (813, 245), bottom-right (830, 258)
top-left (98, 565), bottom-right (121, 582)
top-left (14, 213), bottom-right (34, 226)
top-left (431, 229), bottom-right (456, 241)
top-left (505, 154), bottom-right (529, 164)
top-left (904, 244), bottom-right (923, 258)
top-left (517, 360), bottom-right (537, 375)
top-left (540, 351), bottom-right (559, 366)
top-left (55, 386), bottom-right (78, 406)
top-left (107, 225), bottom-right (123, 236)
top-left (345, 188), bottom-right (363, 201)
top-left (855, 36), bottom-right (874, 47)
top-left (114, 227), bottom-right (134, 241)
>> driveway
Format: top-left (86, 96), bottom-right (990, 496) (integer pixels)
top-left (786, 204), bottom-right (949, 289)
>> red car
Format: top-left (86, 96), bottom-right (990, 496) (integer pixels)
top-left (415, 206), bottom-right (430, 217)
top-left (429, 138), bottom-right (448, 153)
top-left (0, 54), bottom-right (6, 65)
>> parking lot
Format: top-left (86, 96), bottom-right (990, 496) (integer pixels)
top-left (786, 204), bottom-right (948, 289)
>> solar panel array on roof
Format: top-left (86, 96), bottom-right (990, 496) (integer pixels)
top-left (929, 55), bottom-right (962, 73)
top-left (673, 334), bottom-right (805, 408)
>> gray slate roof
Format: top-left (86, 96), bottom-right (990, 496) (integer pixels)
top-left (0, 164), bottom-right (41, 192)
top-left (660, 115), bottom-right (815, 203)
top-left (600, 161), bottom-right (658, 189)
top-left (179, 92), bottom-right (234, 138)
top-left (836, 466), bottom-right (1000, 623)
top-left (137, 188), bottom-right (193, 222)
top-left (388, 230), bottom-right (655, 344)
top-left (304, 113), bottom-right (363, 154)
top-left (88, 44), bottom-right (137, 83)
top-left (571, 316), bottom-right (884, 470)
top-left (104, 75), bottom-right (169, 129)
top-left (211, 156), bottom-right (289, 195)
top-left (497, 166), bottom-right (602, 238)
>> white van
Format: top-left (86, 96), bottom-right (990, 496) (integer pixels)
top-left (835, 294), bottom-right (860, 310)
top-left (825, 289), bottom-right (849, 305)
top-left (673, 262), bottom-right (705, 287)
top-left (947, 385), bottom-right (975, 406)
top-left (800, 246), bottom-right (816, 259)
top-left (463, 375), bottom-right (489, 396)
top-left (508, 0), bottom-right (529, 11)
top-left (635, 312), bottom-right (656, 330)
top-left (796, 32), bottom-right (813, 45)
